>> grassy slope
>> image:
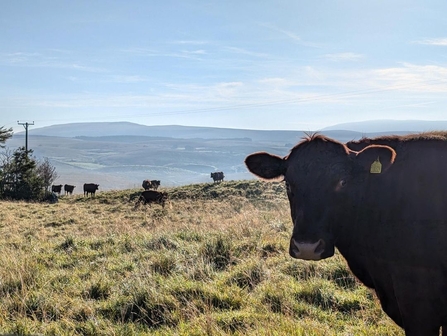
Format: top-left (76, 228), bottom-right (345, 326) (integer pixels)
top-left (0, 180), bottom-right (402, 335)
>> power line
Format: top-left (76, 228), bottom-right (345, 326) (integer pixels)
top-left (17, 121), bottom-right (34, 152)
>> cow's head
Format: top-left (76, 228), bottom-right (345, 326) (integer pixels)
top-left (245, 134), bottom-right (396, 261)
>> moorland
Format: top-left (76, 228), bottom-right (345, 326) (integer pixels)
top-left (0, 180), bottom-right (402, 335)
top-left (8, 121), bottom-right (415, 191)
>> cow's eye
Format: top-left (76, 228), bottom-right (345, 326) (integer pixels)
top-left (339, 179), bottom-right (347, 188)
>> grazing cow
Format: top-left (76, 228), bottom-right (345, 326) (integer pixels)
top-left (245, 133), bottom-right (447, 336)
top-left (51, 184), bottom-right (63, 195)
top-left (83, 183), bottom-right (99, 197)
top-left (210, 172), bottom-right (224, 183)
top-left (142, 179), bottom-right (161, 190)
top-left (142, 179), bottom-right (152, 190)
top-left (64, 184), bottom-right (76, 195)
top-left (135, 190), bottom-right (167, 208)
top-left (150, 180), bottom-right (161, 190)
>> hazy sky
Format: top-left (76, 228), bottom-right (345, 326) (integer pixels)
top-left (2, 0), bottom-right (447, 132)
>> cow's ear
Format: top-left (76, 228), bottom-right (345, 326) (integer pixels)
top-left (245, 152), bottom-right (286, 180)
top-left (354, 145), bottom-right (396, 174)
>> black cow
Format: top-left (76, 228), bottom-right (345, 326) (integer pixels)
top-left (135, 190), bottom-right (167, 208)
top-left (51, 184), bottom-right (63, 195)
top-left (142, 179), bottom-right (161, 190)
top-left (245, 133), bottom-right (447, 336)
top-left (64, 184), bottom-right (76, 195)
top-left (83, 183), bottom-right (99, 196)
top-left (150, 180), bottom-right (160, 190)
top-left (142, 180), bottom-right (152, 190)
top-left (210, 172), bottom-right (224, 183)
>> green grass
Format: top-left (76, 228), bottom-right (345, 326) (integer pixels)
top-left (0, 180), bottom-right (402, 335)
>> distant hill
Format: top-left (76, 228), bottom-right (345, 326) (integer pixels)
top-left (18, 121), bottom-right (364, 143)
top-left (323, 119), bottom-right (447, 133)
top-left (21, 120), bottom-right (447, 140)
top-left (22, 122), bottom-right (298, 141)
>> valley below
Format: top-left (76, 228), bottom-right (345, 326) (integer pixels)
top-left (5, 121), bottom-right (421, 192)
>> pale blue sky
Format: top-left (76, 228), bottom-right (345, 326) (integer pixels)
top-left (1, 0), bottom-right (447, 132)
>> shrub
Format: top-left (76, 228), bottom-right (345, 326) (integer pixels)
top-left (0, 147), bottom-right (58, 201)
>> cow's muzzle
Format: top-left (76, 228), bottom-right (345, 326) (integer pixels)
top-left (289, 239), bottom-right (326, 260)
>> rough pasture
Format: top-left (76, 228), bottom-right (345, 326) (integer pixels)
top-left (0, 181), bottom-right (401, 335)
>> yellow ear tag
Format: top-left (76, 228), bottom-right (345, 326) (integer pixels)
top-left (370, 158), bottom-right (382, 174)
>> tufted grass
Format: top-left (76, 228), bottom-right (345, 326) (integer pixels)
top-left (0, 180), bottom-right (402, 335)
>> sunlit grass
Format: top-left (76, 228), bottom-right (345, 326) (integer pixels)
top-left (0, 180), bottom-right (402, 335)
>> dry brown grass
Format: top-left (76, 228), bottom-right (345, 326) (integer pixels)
top-left (0, 180), bottom-right (403, 335)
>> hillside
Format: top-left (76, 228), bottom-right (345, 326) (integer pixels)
top-left (0, 181), bottom-right (402, 335)
top-left (20, 122), bottom-right (362, 142)
top-left (9, 120), bottom-right (447, 191)
top-left (8, 123), bottom-right (367, 190)
top-left (6, 134), bottom-right (284, 190)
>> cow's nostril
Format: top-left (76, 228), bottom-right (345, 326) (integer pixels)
top-left (290, 239), bottom-right (325, 260)
top-left (314, 239), bottom-right (325, 254)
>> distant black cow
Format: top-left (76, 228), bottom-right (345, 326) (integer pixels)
top-left (64, 184), bottom-right (76, 195)
top-left (142, 179), bottom-right (152, 190)
top-left (210, 172), bottom-right (224, 183)
top-left (150, 180), bottom-right (160, 190)
top-left (135, 190), bottom-right (167, 208)
top-left (51, 184), bottom-right (63, 195)
top-left (142, 179), bottom-right (161, 190)
top-left (83, 183), bottom-right (99, 196)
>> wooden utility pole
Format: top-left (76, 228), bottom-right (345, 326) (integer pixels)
top-left (17, 121), bottom-right (34, 152)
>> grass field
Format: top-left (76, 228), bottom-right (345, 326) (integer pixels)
top-left (0, 180), bottom-right (403, 335)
